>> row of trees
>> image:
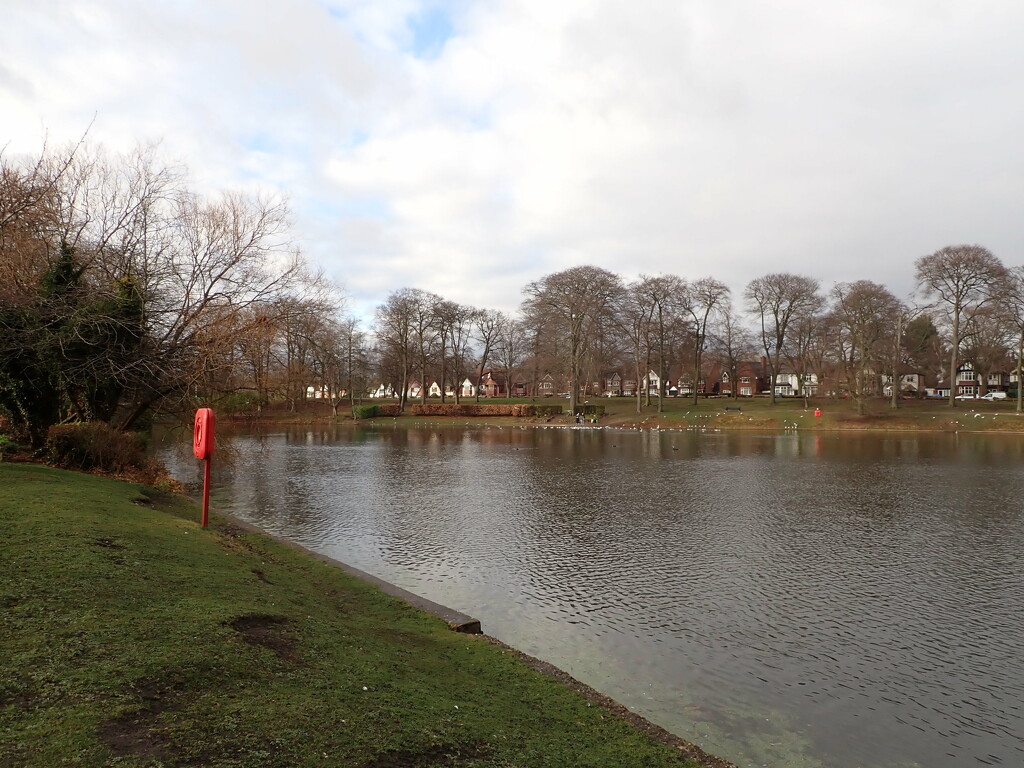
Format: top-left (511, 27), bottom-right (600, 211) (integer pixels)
top-left (4, 142), bottom-right (1024, 447)
top-left (372, 252), bottom-right (1024, 417)
top-left (0, 142), bottom-right (366, 446)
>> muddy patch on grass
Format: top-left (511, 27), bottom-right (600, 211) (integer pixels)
top-left (227, 613), bottom-right (297, 660)
top-left (0, 675), bottom-right (37, 709)
top-left (216, 526), bottom-right (284, 564)
top-left (98, 714), bottom-right (170, 762)
top-left (361, 742), bottom-right (490, 768)
top-left (97, 678), bottom-right (187, 762)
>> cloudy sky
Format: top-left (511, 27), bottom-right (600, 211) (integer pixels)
top-left (4, 1), bottom-right (1024, 321)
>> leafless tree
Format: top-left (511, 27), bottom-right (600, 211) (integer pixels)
top-left (618, 280), bottom-right (656, 414)
top-left (1005, 266), bottom-right (1024, 413)
top-left (915, 244), bottom-right (1009, 405)
top-left (631, 275), bottom-right (685, 411)
top-left (435, 300), bottom-right (477, 403)
top-left (708, 301), bottom-right (756, 399)
top-left (374, 288), bottom-right (417, 410)
top-left (493, 315), bottom-right (527, 400)
top-left (522, 265), bottom-right (623, 416)
top-left (961, 305), bottom-right (1014, 398)
top-left (744, 273), bottom-right (821, 405)
top-left (683, 277), bottom-right (729, 405)
top-left (831, 281), bottom-right (903, 415)
top-left (473, 308), bottom-right (505, 402)
top-left (117, 189), bottom-right (305, 428)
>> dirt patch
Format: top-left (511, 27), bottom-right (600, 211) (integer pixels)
top-left (216, 526), bottom-right (284, 564)
top-left (0, 675), bottom-right (36, 709)
top-left (482, 636), bottom-right (739, 768)
top-left (227, 613), bottom-right (297, 660)
top-left (251, 568), bottom-right (271, 584)
top-left (97, 679), bottom-right (186, 762)
top-left (98, 714), bottom-right (170, 762)
top-left (360, 742), bottom-right (490, 768)
top-left (131, 496), bottom-right (155, 507)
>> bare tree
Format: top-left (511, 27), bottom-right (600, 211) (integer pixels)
top-left (522, 266), bottom-right (623, 416)
top-left (374, 288), bottom-right (417, 410)
top-left (831, 281), bottom-right (902, 415)
top-left (708, 301), bottom-right (756, 399)
top-left (885, 301), bottom-right (926, 410)
top-left (915, 244), bottom-right (1009, 405)
top-left (436, 300), bottom-right (477, 403)
top-left (493, 315), bottom-right (527, 400)
top-left (473, 308), bottom-right (504, 402)
top-left (783, 297), bottom-right (826, 408)
top-left (1005, 266), bottom-right (1024, 414)
top-left (632, 275), bottom-right (685, 411)
top-left (961, 305), bottom-right (1013, 398)
top-left (683, 277), bottom-right (729, 405)
top-left (618, 280), bottom-right (656, 414)
top-left (117, 189), bottom-right (305, 429)
top-left (410, 290), bottom-right (442, 404)
top-left (311, 315), bottom-right (368, 416)
top-left (744, 273), bottom-right (821, 405)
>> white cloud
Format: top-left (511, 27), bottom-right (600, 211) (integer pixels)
top-left (3, 0), bottom-right (1024, 321)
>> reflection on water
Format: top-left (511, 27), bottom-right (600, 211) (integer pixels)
top-left (158, 426), bottom-right (1024, 768)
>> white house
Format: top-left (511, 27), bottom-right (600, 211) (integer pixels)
top-left (772, 371), bottom-right (819, 397)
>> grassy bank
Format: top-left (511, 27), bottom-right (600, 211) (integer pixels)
top-left (225, 396), bottom-right (1024, 434)
top-left (1, 463), bottom-right (720, 768)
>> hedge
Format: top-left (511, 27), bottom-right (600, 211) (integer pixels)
top-left (352, 403), bottom-right (568, 419)
top-left (352, 403), bottom-right (403, 419)
top-left (408, 403), bottom-right (563, 417)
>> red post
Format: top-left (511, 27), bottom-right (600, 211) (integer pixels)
top-left (201, 455), bottom-right (211, 528)
top-left (193, 408), bottom-right (215, 528)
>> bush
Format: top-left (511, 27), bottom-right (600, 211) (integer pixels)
top-left (351, 404), bottom-right (378, 419)
top-left (46, 422), bottom-right (159, 478)
top-left (0, 433), bottom-right (20, 457)
top-left (352, 403), bottom-right (403, 419)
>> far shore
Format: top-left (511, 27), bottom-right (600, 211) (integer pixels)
top-left (202, 395), bottom-right (1024, 436)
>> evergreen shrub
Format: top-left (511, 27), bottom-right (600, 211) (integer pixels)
top-left (351, 404), bottom-right (378, 419)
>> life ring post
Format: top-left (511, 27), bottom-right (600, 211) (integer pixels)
top-left (192, 408), bottom-right (215, 528)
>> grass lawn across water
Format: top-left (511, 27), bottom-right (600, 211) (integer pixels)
top-left (0, 463), bottom-right (717, 768)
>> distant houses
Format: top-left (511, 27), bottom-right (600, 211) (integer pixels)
top-left (358, 358), bottom-right (1017, 403)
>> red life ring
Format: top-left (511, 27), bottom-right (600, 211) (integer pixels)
top-left (193, 408), bottom-right (215, 459)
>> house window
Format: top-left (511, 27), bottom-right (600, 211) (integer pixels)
top-left (740, 376), bottom-right (750, 384)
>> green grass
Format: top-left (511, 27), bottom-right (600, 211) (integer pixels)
top-left (0, 463), bottom-right (707, 768)
top-left (234, 395), bottom-right (1024, 434)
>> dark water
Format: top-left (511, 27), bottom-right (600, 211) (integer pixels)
top-left (157, 426), bottom-right (1024, 768)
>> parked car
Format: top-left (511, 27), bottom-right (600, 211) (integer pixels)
top-left (980, 391), bottom-right (1008, 400)
top-left (955, 394), bottom-right (976, 400)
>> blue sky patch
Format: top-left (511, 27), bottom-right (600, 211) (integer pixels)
top-left (408, 5), bottom-right (453, 59)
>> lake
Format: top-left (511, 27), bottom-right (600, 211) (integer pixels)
top-left (157, 425), bottom-right (1024, 768)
